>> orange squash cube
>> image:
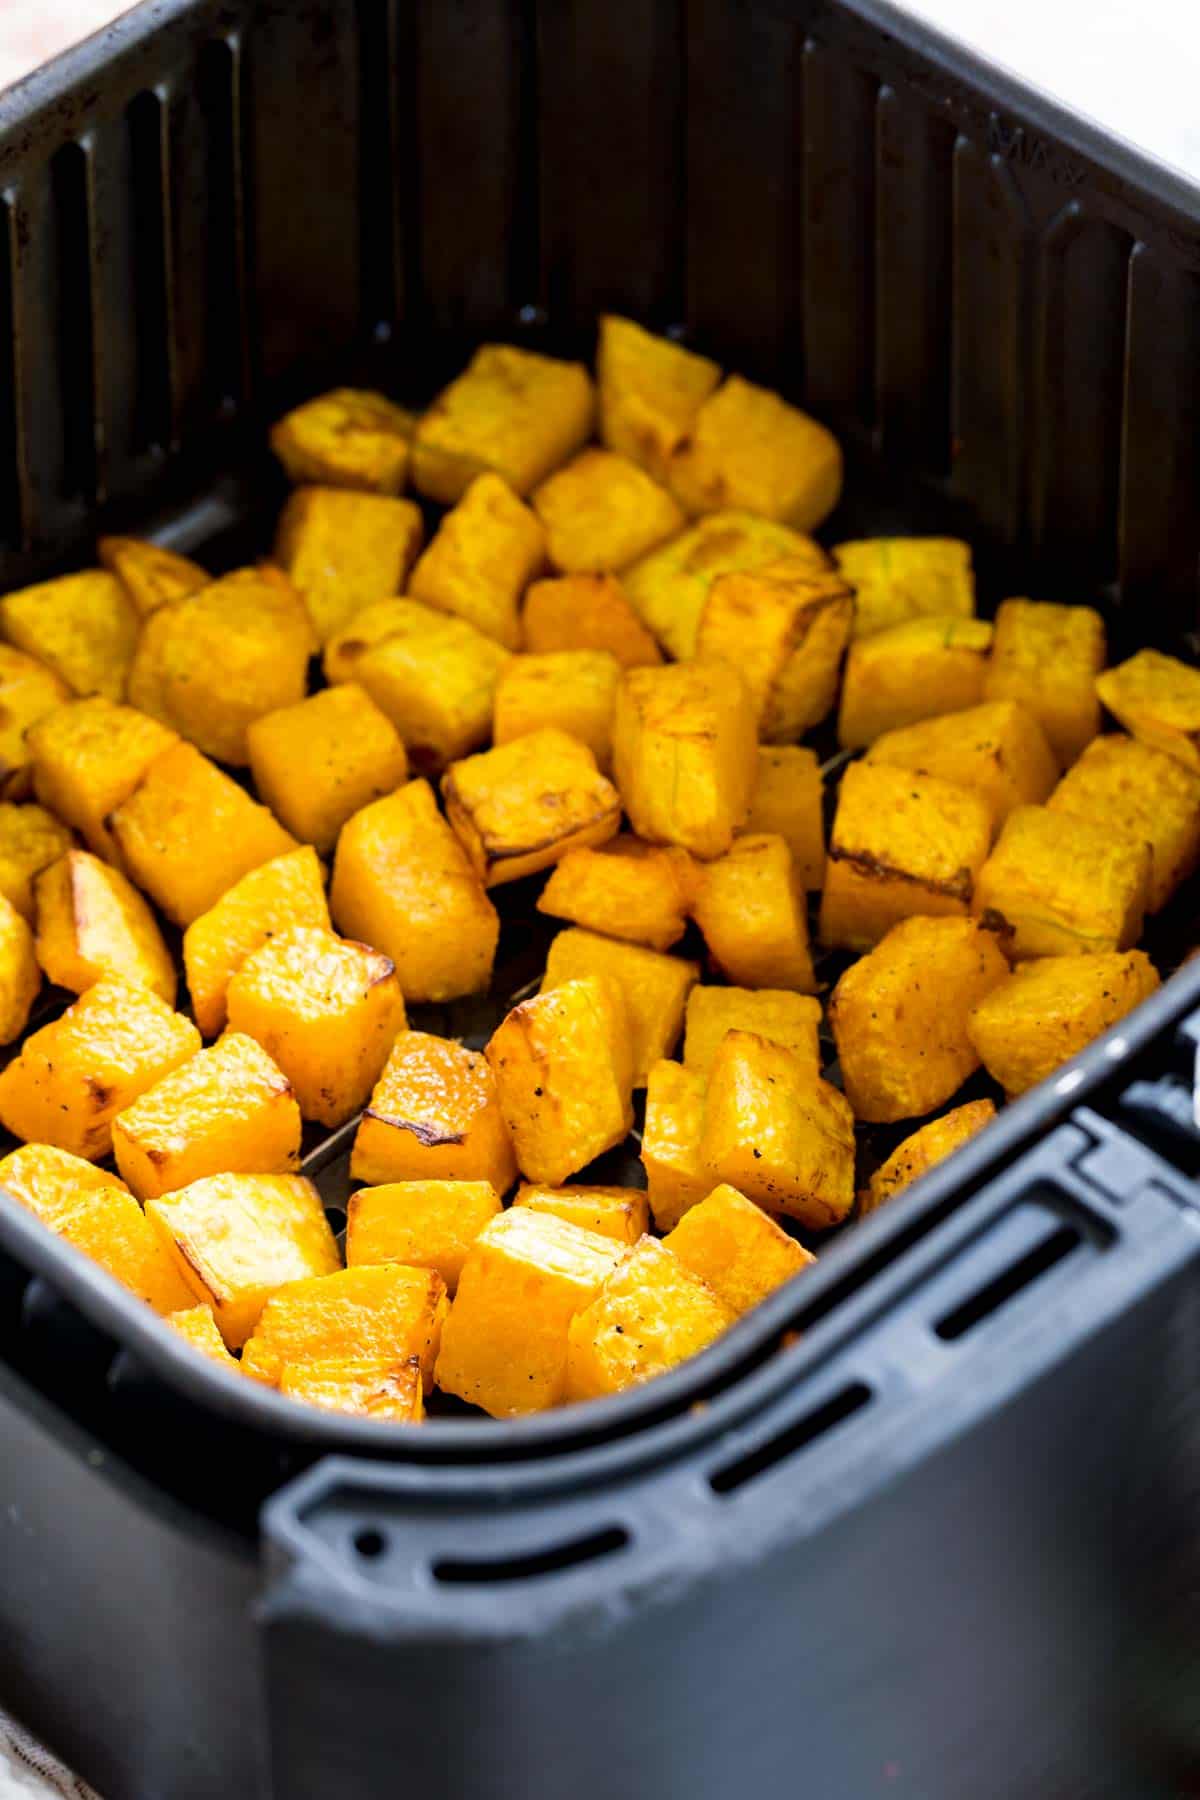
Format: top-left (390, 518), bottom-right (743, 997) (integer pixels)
top-left (0, 646), bottom-right (70, 798)
top-left (1095, 649), bottom-right (1200, 771)
top-left (967, 950), bottom-right (1160, 1099)
top-left (664, 1183), bottom-right (815, 1314)
top-left (443, 729), bottom-right (621, 887)
top-left (973, 804), bottom-right (1150, 958)
top-left (536, 835), bottom-right (696, 953)
top-left (346, 1180), bottom-right (502, 1293)
top-left (246, 684), bottom-right (408, 853)
top-left (412, 344), bottom-right (594, 505)
top-left (351, 1031), bottom-right (517, 1192)
top-left (278, 1356), bottom-right (425, 1421)
top-left (183, 846), bottom-right (331, 1039)
top-left (864, 700), bottom-right (1058, 833)
top-left (596, 314), bottom-right (722, 483)
top-left (983, 598), bottom-right (1106, 766)
top-left (493, 650), bottom-right (620, 769)
top-left (0, 895), bottom-right (39, 1045)
top-left (0, 1143), bottom-right (129, 1227)
top-left (832, 537), bottom-right (974, 640)
top-left (667, 375), bottom-right (842, 531)
top-left (242, 1263), bottom-right (448, 1391)
top-left (838, 616), bottom-right (994, 749)
top-left (692, 834), bottom-right (816, 992)
top-left (34, 849), bottom-right (175, 1003)
top-left (521, 573), bottom-right (663, 668)
top-left (743, 747), bottom-right (825, 889)
top-left (0, 569), bottom-right (138, 701)
top-left (0, 804), bottom-right (74, 922)
top-left (541, 926), bottom-right (698, 1086)
top-left (165, 1304), bottom-right (242, 1368)
top-left (532, 448), bottom-right (684, 574)
top-left (613, 660), bottom-right (757, 859)
top-left (696, 563), bottom-right (853, 739)
top-left (640, 1059), bottom-right (709, 1231)
top-left (46, 1181), bottom-right (196, 1313)
top-left (270, 387), bottom-right (415, 494)
top-left (513, 1183), bottom-right (649, 1246)
top-left (863, 1100), bottom-right (998, 1212)
top-left (274, 486), bottom-right (424, 644)
top-left (565, 1236), bottom-right (734, 1402)
top-left (682, 986), bottom-right (822, 1084)
top-left (26, 696), bottom-right (177, 868)
top-left (408, 472), bottom-right (545, 650)
top-left (98, 535), bottom-right (207, 617)
top-left (1048, 732), bottom-right (1200, 914)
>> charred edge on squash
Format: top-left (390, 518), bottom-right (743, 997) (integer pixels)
top-left (826, 844), bottom-right (974, 903)
top-left (369, 1113), bottom-right (467, 1147)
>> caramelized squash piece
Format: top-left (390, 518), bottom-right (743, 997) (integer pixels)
top-left (351, 1031), bottom-right (518, 1192)
top-left (182, 846), bottom-right (331, 1039)
top-left (51, 1182), bottom-right (196, 1313)
top-left (242, 1263), bottom-right (448, 1392)
top-left (973, 804), bottom-right (1150, 959)
top-left (967, 951), bottom-right (1160, 1099)
top-left (346, 1180), bottom-right (503, 1294)
top-left (541, 926), bottom-right (698, 1086)
top-left (536, 835), bottom-right (696, 952)
top-left (27, 696), bottom-right (177, 868)
top-left (743, 747), bottom-right (825, 889)
top-left (1095, 649), bottom-right (1200, 772)
top-left (832, 537), bottom-right (974, 641)
top-left (596, 314), bottom-right (722, 483)
top-left (275, 485), bottom-right (424, 644)
top-left (513, 1183), bottom-right (649, 1247)
top-left (0, 646), bottom-right (70, 799)
top-left (532, 448), bottom-right (684, 574)
top-left (412, 344), bottom-right (594, 505)
top-left (612, 660), bottom-right (757, 859)
top-left (270, 388), bottom-right (415, 494)
top-left (565, 1236), bottom-right (734, 1401)
top-left (408, 472), bottom-right (545, 649)
top-left (279, 1356), bottom-right (425, 1421)
top-left (521, 573), bottom-right (662, 668)
top-left (0, 1142), bottom-right (128, 1226)
top-left (667, 375), bottom-right (842, 531)
top-left (0, 569), bottom-right (138, 701)
top-left (165, 1304), bottom-right (242, 1368)
top-left (34, 849), bottom-right (175, 1003)
top-left (863, 1101), bottom-right (997, 1213)
top-left (692, 834), bottom-right (817, 992)
top-left (246, 683), bottom-right (408, 853)
top-left (865, 700), bottom-right (1058, 834)
top-left (1047, 731), bottom-right (1200, 913)
top-left (0, 892), bottom-right (38, 1045)
top-left (443, 729), bottom-right (621, 887)
top-left (640, 1059), bottom-right (709, 1232)
top-left (983, 598), bottom-right (1105, 766)
top-left (493, 650), bottom-right (620, 770)
top-left (696, 563), bottom-right (853, 739)
top-left (98, 536), bottom-right (207, 618)
top-left (837, 616), bottom-right (994, 750)
top-left (0, 804), bottom-right (74, 922)
top-left (664, 1183), bottom-right (815, 1314)
top-left (682, 986), bottom-right (822, 1084)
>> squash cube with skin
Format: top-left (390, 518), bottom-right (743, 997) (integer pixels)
top-left (743, 747), bottom-right (825, 889)
top-left (274, 486), bottom-right (424, 645)
top-left (443, 729), bottom-right (622, 888)
top-left (983, 599), bottom-right (1105, 766)
top-left (0, 646), bottom-right (70, 799)
top-left (541, 926), bottom-right (698, 1087)
top-left (664, 1184), bottom-right (816, 1315)
top-left (346, 1181), bottom-right (503, 1294)
top-left (0, 978), bottom-right (200, 1160)
top-left (242, 1263), bottom-right (448, 1392)
top-left (0, 569), bottom-right (138, 701)
top-left (0, 804), bottom-right (73, 921)
top-left (112, 1032), bottom-right (302, 1201)
top-left (146, 1173), bottom-right (340, 1348)
top-left (279, 1357), bottom-right (425, 1422)
top-left (667, 375), bottom-right (842, 531)
top-left (226, 926), bottom-right (406, 1127)
top-left (696, 564), bottom-right (854, 739)
top-left (641, 1059), bottom-right (709, 1231)
top-left (47, 1182), bottom-right (196, 1314)
top-left (434, 1208), bottom-right (622, 1416)
top-left (246, 683), bottom-right (409, 853)
top-left (98, 536), bottom-right (207, 618)
top-left (699, 1031), bottom-right (856, 1229)
top-left (973, 804), bottom-right (1150, 959)
top-left (682, 987), bottom-right (822, 1084)
top-left (967, 951), bottom-right (1160, 1099)
top-left (532, 448), bottom-right (685, 574)
top-left (0, 895), bottom-right (38, 1044)
top-left (485, 976), bottom-right (634, 1186)
top-left (1095, 649), bottom-right (1200, 772)
top-left (165, 1305), bottom-right (242, 1369)
top-left (183, 846), bottom-right (330, 1039)
top-left (1048, 732), bottom-right (1200, 914)
top-left (521, 573), bottom-right (663, 668)
top-left (330, 780), bottom-right (498, 1003)
top-left (34, 850), bottom-right (175, 1004)
top-left (493, 650), bottom-right (620, 769)
top-left (408, 473), bottom-right (545, 650)
top-left (838, 617), bottom-right (994, 751)
top-left (863, 1099), bottom-right (998, 1213)
top-left (412, 344), bottom-right (594, 505)
top-left (270, 388), bottom-right (415, 494)
top-left (692, 834), bottom-right (817, 993)
top-left (864, 700), bottom-right (1058, 834)
top-left (565, 1236), bottom-right (734, 1402)
top-left (832, 538), bottom-right (975, 641)
top-left (351, 1031), bottom-right (517, 1191)
top-left (819, 761), bottom-right (993, 952)
top-left (613, 660), bottom-right (757, 860)
top-left (109, 742), bottom-right (298, 928)
top-left (828, 916), bottom-right (1010, 1123)
top-left (536, 835), bottom-right (697, 952)
top-left (27, 697), bottom-right (177, 868)
top-left (513, 1183), bottom-right (650, 1247)
top-left (596, 314), bottom-right (722, 483)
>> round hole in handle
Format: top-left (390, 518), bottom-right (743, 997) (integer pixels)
top-left (352, 1527), bottom-right (388, 1560)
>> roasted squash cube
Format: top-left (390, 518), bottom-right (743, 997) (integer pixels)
top-left (667, 376), bottom-right (842, 531)
top-left (0, 803), bottom-right (73, 921)
top-left (973, 804), bottom-right (1150, 958)
top-left (242, 1263), bottom-right (448, 1391)
top-left (565, 1236), bottom-right (734, 1402)
top-left (1048, 732), bottom-right (1200, 914)
top-left (270, 387), bottom-right (415, 494)
top-left (696, 563), bottom-right (853, 739)
top-left (682, 986), bottom-right (822, 1084)
top-left (330, 780), bottom-right (498, 1002)
top-left (641, 1059), bottom-right (709, 1231)
top-left (493, 650), bottom-right (620, 769)
top-left (0, 1142), bottom-right (128, 1227)
top-left (596, 314), bottom-right (722, 482)
top-left (865, 700), bottom-right (1058, 833)
top-left (521, 573), bottom-right (663, 668)
top-left (351, 1031), bottom-right (517, 1191)
top-left (346, 1180), bottom-right (502, 1294)
top-left (513, 1182), bottom-right (649, 1247)
top-left (692, 834), bottom-right (817, 992)
top-left (832, 537), bottom-right (974, 640)
top-left (983, 598), bottom-right (1105, 766)
top-left (541, 926), bottom-right (698, 1086)
top-left (279, 1357), bottom-right (424, 1420)
top-left (700, 1031), bottom-right (856, 1228)
top-left (146, 1173), bottom-right (340, 1347)
top-left (443, 729), bottom-right (621, 887)
top-left (0, 569), bottom-right (138, 701)
top-left (1096, 649), bottom-right (1200, 772)
top-left (35, 849), bottom-right (175, 1003)
top-left (819, 761), bottom-right (993, 951)
top-left (664, 1183), bottom-right (815, 1314)
top-left (109, 741), bottom-right (298, 927)
top-left (408, 472), bottom-right (545, 649)
top-left (274, 486), bottom-right (423, 644)
top-left (613, 660), bottom-right (757, 860)
top-left (485, 976), bottom-right (634, 1186)
top-left (967, 951), bottom-right (1160, 1099)
top-left (0, 895), bottom-right (38, 1044)
top-left (27, 696), bottom-right (177, 868)
top-left (743, 747), bottom-right (825, 889)
top-left (838, 616), bottom-right (994, 750)
top-left (434, 1208), bottom-right (622, 1415)
top-left (112, 1031), bottom-right (302, 1201)
top-left (532, 448), bottom-right (685, 574)
top-left (0, 646), bottom-right (70, 799)
top-left (863, 1100), bottom-right (997, 1212)
top-left (98, 536), bottom-right (207, 617)
top-left (246, 683), bottom-right (408, 853)
top-left (829, 916), bottom-right (1009, 1122)
top-left (165, 1304), bottom-right (242, 1368)
top-left (0, 978), bottom-right (199, 1159)
top-left (47, 1182), bottom-right (196, 1313)
top-left (536, 835), bottom-right (696, 952)
top-left (412, 345), bottom-right (594, 505)
top-left (183, 846), bottom-right (330, 1039)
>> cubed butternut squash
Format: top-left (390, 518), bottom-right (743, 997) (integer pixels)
top-left (279, 1356), bottom-right (425, 1421)
top-left (612, 660), bottom-right (757, 860)
top-left (967, 951), bottom-right (1160, 1098)
top-left (0, 1142), bottom-right (128, 1226)
top-left (34, 849), bottom-right (175, 1003)
top-left (412, 345), bottom-right (594, 505)
top-left (0, 646), bottom-right (70, 799)
top-left (27, 696), bottom-right (177, 868)
top-left (183, 846), bottom-right (330, 1039)
top-left (270, 387), bottom-right (415, 493)
top-left (351, 1031), bottom-right (517, 1191)
top-left (664, 1183), bottom-right (815, 1314)
top-left (864, 700), bottom-right (1058, 833)
top-left (565, 1236), bottom-right (734, 1401)
top-left (682, 986), bottom-right (823, 1084)
top-left (1047, 732), bottom-right (1200, 914)
top-left (493, 650), bottom-right (620, 769)
top-left (541, 926), bottom-right (698, 1085)
top-left (596, 314), bottom-right (722, 482)
top-left (640, 1059), bottom-right (709, 1231)
top-left (983, 598), bottom-right (1105, 766)
top-left (44, 1181), bottom-right (196, 1314)
top-left (274, 486), bottom-right (423, 644)
top-left (0, 895), bottom-right (39, 1044)
top-left (246, 683), bottom-right (408, 854)
top-left (863, 1100), bottom-right (997, 1212)
top-left (973, 804), bottom-right (1150, 958)
top-left (98, 536), bottom-right (208, 618)
top-left (443, 729), bottom-right (621, 887)
top-left (743, 747), bottom-right (825, 889)
top-left (536, 835), bottom-right (696, 952)
top-left (832, 537), bottom-right (974, 640)
top-left (696, 563), bottom-right (853, 739)
top-left (0, 804), bottom-right (73, 922)
top-left (408, 472), bottom-right (545, 649)
top-left (513, 1183), bottom-right (649, 1247)
top-left (242, 1263), bottom-right (448, 1392)
top-left (0, 569), bottom-right (138, 701)
top-left (692, 834), bottom-right (816, 992)
top-left (1095, 649), bottom-right (1200, 771)
top-left (521, 572), bottom-right (663, 668)
top-left (838, 616), bottom-right (994, 749)
top-left (346, 1180), bottom-right (502, 1293)
top-left (532, 448), bottom-right (684, 574)
top-left (667, 375), bottom-right (842, 531)
top-left (165, 1304), bottom-right (242, 1368)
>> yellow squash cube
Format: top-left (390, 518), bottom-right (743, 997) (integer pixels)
top-left (865, 700), bottom-right (1058, 833)
top-left (270, 387), bottom-right (415, 493)
top-left (667, 375), bottom-right (842, 531)
top-left (165, 1305), bottom-right (242, 1368)
top-left (700, 1030), bottom-right (856, 1228)
top-left (485, 976), bottom-right (634, 1186)
top-left (34, 849), bottom-right (175, 1003)
top-left (532, 448), bottom-right (685, 574)
top-left (0, 569), bottom-right (138, 700)
top-left (112, 1031), bottom-right (302, 1201)
top-left (412, 344), bottom-right (594, 504)
top-left (279, 1357), bottom-right (425, 1421)
top-left (434, 1208), bottom-right (622, 1415)
top-left (109, 741), bottom-right (298, 927)
top-left (443, 729), bottom-right (621, 887)
top-left (829, 915), bottom-right (1010, 1122)
top-left (274, 485), bottom-right (424, 644)
top-left (819, 761), bottom-right (993, 951)
top-left (1048, 731), bottom-right (1200, 914)
top-left (743, 747), bottom-right (825, 889)
top-left (493, 650), bottom-right (620, 768)
top-left (183, 846), bottom-right (330, 1039)
top-left (246, 683), bottom-right (409, 852)
top-left (664, 1183), bottom-right (815, 1315)
top-left (351, 1031), bottom-right (517, 1191)
top-left (0, 803), bottom-right (74, 921)
top-left (983, 599), bottom-right (1105, 766)
top-left (408, 472), bottom-right (545, 650)
top-left (330, 780), bottom-right (498, 1002)
top-left (838, 617), bottom-right (994, 749)
top-left (696, 563), bottom-right (854, 739)
top-left (521, 573), bottom-right (663, 669)
top-left (613, 660), bottom-right (757, 860)
top-left (832, 537), bottom-right (974, 640)
top-left (692, 834), bottom-right (816, 992)
top-left (565, 1236), bottom-right (734, 1402)
top-left (863, 1099), bottom-right (997, 1212)
top-left (682, 986), bottom-right (822, 1083)
top-left (44, 1180), bottom-right (196, 1314)
top-left (0, 1142), bottom-right (129, 1227)
top-left (967, 951), bottom-right (1160, 1098)
top-left (98, 536), bottom-right (207, 617)
top-left (541, 926), bottom-right (698, 1086)
top-left (0, 646), bottom-right (70, 799)
top-left (973, 804), bottom-right (1150, 958)
top-left (641, 1059), bottom-right (708, 1231)
top-left (536, 835), bottom-right (696, 952)
top-left (146, 1173), bottom-right (340, 1348)
top-left (1095, 649), bottom-right (1200, 771)
top-left (0, 895), bottom-right (38, 1044)
top-left (0, 978), bottom-right (199, 1160)
top-left (242, 1263), bottom-right (448, 1392)
top-left (596, 314), bottom-right (722, 482)
top-left (27, 696), bottom-right (177, 868)
top-left (346, 1180), bottom-right (502, 1293)
top-left (513, 1183), bottom-right (649, 1247)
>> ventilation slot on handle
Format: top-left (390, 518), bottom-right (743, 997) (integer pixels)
top-left (932, 1223), bottom-right (1082, 1342)
top-left (431, 1525), bottom-right (630, 1586)
top-left (709, 1381), bottom-right (873, 1497)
